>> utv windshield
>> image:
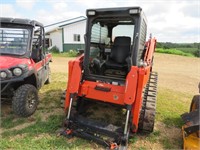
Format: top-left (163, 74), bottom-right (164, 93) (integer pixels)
top-left (0, 28), bottom-right (30, 55)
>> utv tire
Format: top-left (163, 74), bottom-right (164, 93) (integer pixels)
top-left (12, 84), bottom-right (39, 117)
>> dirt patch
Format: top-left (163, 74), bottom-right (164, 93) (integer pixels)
top-left (9, 133), bottom-right (28, 141)
top-left (132, 121), bottom-right (181, 150)
top-left (154, 53), bottom-right (200, 94)
top-left (50, 54), bottom-right (200, 94)
top-left (50, 57), bottom-right (74, 73)
top-left (155, 122), bottom-right (181, 140)
top-left (155, 121), bottom-right (182, 149)
top-left (34, 133), bottom-right (51, 140)
top-left (1, 103), bottom-right (12, 116)
top-left (40, 108), bottom-right (63, 121)
top-left (0, 121), bottom-right (35, 135)
top-left (133, 139), bottom-right (163, 150)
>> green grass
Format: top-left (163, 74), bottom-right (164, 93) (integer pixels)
top-left (161, 137), bottom-right (173, 149)
top-left (52, 48), bottom-right (198, 58)
top-left (52, 52), bottom-right (71, 57)
top-left (1, 82), bottom-right (189, 149)
top-left (1, 115), bottom-right (63, 137)
top-left (52, 51), bottom-right (78, 57)
top-left (129, 136), bottom-right (138, 144)
top-left (156, 87), bottom-right (192, 127)
top-left (176, 47), bottom-right (197, 53)
top-left (0, 60), bottom-right (193, 149)
top-left (0, 134), bottom-right (90, 150)
top-left (138, 147), bottom-right (147, 150)
top-left (156, 48), bottom-right (194, 57)
top-left (0, 71), bottom-right (92, 149)
top-left (1, 115), bottom-right (26, 129)
top-left (38, 73), bottom-right (67, 109)
top-left (145, 130), bottom-right (161, 143)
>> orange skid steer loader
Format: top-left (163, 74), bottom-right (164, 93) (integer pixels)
top-left (60, 7), bottom-right (158, 149)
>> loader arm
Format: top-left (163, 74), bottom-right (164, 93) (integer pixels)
top-left (64, 54), bottom-right (84, 111)
top-left (144, 38), bottom-right (157, 66)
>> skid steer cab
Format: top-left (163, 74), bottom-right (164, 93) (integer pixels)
top-left (0, 18), bottom-right (52, 117)
top-left (61, 7), bottom-right (158, 149)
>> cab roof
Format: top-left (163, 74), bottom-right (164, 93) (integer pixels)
top-left (0, 17), bottom-right (43, 27)
top-left (86, 6), bottom-right (147, 24)
top-left (87, 6), bottom-right (142, 13)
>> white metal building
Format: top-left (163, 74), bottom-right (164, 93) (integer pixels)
top-left (45, 16), bottom-right (86, 52)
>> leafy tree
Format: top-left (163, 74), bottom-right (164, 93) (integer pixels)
top-left (163, 45), bottom-right (170, 49)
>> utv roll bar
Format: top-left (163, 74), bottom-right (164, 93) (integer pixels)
top-left (0, 17), bottom-right (43, 27)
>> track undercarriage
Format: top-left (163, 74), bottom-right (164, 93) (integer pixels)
top-left (60, 72), bottom-right (158, 149)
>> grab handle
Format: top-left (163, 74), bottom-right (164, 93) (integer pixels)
top-left (95, 86), bottom-right (111, 92)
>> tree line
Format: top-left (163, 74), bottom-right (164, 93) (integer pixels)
top-left (156, 42), bottom-right (200, 57)
top-left (156, 42), bottom-right (200, 49)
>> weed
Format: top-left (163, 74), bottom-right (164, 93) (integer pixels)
top-left (68, 49), bottom-right (79, 57)
top-left (161, 137), bottom-right (173, 149)
top-left (129, 136), bottom-right (138, 144)
top-left (152, 130), bottom-right (161, 136)
top-left (52, 50), bottom-right (78, 57)
top-left (138, 147), bottom-right (147, 150)
top-left (49, 46), bottom-right (60, 53)
top-left (145, 130), bottom-right (161, 143)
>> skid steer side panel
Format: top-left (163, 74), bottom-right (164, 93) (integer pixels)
top-left (65, 55), bottom-right (83, 110)
top-left (78, 67), bottom-right (141, 105)
top-left (131, 66), bottom-right (151, 132)
top-left (124, 66), bottom-right (138, 105)
top-left (78, 81), bottom-right (125, 105)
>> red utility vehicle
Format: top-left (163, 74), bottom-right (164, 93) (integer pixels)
top-left (61, 7), bottom-right (158, 149)
top-left (0, 18), bottom-right (52, 117)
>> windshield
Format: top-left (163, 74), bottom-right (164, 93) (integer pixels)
top-left (87, 17), bottom-right (135, 79)
top-left (112, 25), bottom-right (134, 42)
top-left (0, 28), bottom-right (30, 55)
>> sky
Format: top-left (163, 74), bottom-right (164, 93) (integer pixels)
top-left (0, 0), bottom-right (199, 43)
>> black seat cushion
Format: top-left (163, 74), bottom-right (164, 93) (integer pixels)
top-left (105, 36), bottom-right (131, 69)
top-left (31, 47), bottom-right (40, 62)
top-left (105, 59), bottom-right (127, 69)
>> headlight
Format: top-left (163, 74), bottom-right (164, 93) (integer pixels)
top-left (0, 71), bottom-right (7, 78)
top-left (87, 10), bottom-right (96, 16)
top-left (13, 68), bottom-right (22, 76)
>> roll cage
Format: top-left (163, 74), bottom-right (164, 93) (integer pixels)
top-left (0, 18), bottom-right (46, 59)
top-left (83, 7), bottom-right (147, 82)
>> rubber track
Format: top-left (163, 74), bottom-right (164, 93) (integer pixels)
top-left (138, 72), bottom-right (158, 133)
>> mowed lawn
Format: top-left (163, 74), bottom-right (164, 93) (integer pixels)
top-left (1, 53), bottom-right (199, 150)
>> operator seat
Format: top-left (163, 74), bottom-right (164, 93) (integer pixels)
top-left (31, 46), bottom-right (40, 62)
top-left (105, 36), bottom-right (131, 69)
